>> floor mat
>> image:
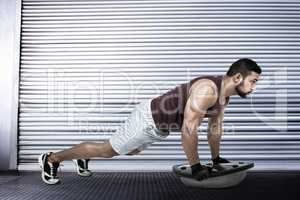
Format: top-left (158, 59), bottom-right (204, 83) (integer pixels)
top-left (0, 171), bottom-right (299, 200)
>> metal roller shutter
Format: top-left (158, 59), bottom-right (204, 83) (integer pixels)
top-left (19, 0), bottom-right (300, 171)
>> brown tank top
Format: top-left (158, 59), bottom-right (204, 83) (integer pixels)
top-left (150, 75), bottom-right (230, 131)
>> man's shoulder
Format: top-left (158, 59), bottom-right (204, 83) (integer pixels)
top-left (189, 78), bottom-right (218, 97)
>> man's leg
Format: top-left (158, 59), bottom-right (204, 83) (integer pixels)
top-left (39, 141), bottom-right (119, 184)
top-left (39, 99), bottom-right (156, 184)
top-left (48, 141), bottom-right (118, 163)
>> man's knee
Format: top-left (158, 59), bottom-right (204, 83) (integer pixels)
top-left (102, 152), bottom-right (115, 158)
top-left (102, 142), bottom-right (119, 158)
top-left (81, 141), bottom-right (118, 158)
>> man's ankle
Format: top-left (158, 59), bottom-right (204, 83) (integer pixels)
top-left (48, 153), bottom-right (59, 163)
top-left (212, 155), bottom-right (221, 163)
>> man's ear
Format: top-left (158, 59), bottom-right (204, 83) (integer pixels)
top-left (233, 73), bottom-right (243, 84)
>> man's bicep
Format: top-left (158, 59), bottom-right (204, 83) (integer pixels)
top-left (181, 100), bottom-right (205, 134)
top-left (183, 98), bottom-right (205, 124)
top-left (182, 84), bottom-right (217, 131)
top-left (188, 83), bottom-right (217, 114)
top-left (181, 95), bottom-right (210, 132)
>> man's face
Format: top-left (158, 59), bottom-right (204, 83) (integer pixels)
top-left (235, 72), bottom-right (260, 98)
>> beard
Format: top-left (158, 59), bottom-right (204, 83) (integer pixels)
top-left (235, 81), bottom-right (249, 98)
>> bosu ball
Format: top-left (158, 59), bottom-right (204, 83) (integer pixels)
top-left (173, 161), bottom-right (254, 189)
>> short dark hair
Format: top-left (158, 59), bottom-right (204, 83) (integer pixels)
top-left (226, 58), bottom-right (262, 77)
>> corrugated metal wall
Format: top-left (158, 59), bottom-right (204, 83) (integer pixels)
top-left (19, 0), bottom-right (300, 171)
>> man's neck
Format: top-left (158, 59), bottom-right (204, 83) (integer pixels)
top-left (221, 75), bottom-right (237, 98)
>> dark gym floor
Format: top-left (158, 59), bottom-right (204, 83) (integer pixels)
top-left (0, 171), bottom-right (299, 200)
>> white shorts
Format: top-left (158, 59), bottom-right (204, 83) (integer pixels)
top-left (109, 99), bottom-right (169, 155)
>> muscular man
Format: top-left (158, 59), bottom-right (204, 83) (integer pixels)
top-left (39, 58), bottom-right (261, 184)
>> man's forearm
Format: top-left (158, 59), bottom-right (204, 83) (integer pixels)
top-left (207, 121), bottom-right (223, 159)
top-left (181, 125), bottom-right (200, 166)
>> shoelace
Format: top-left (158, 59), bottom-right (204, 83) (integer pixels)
top-left (49, 162), bottom-right (63, 178)
top-left (50, 163), bottom-right (57, 177)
